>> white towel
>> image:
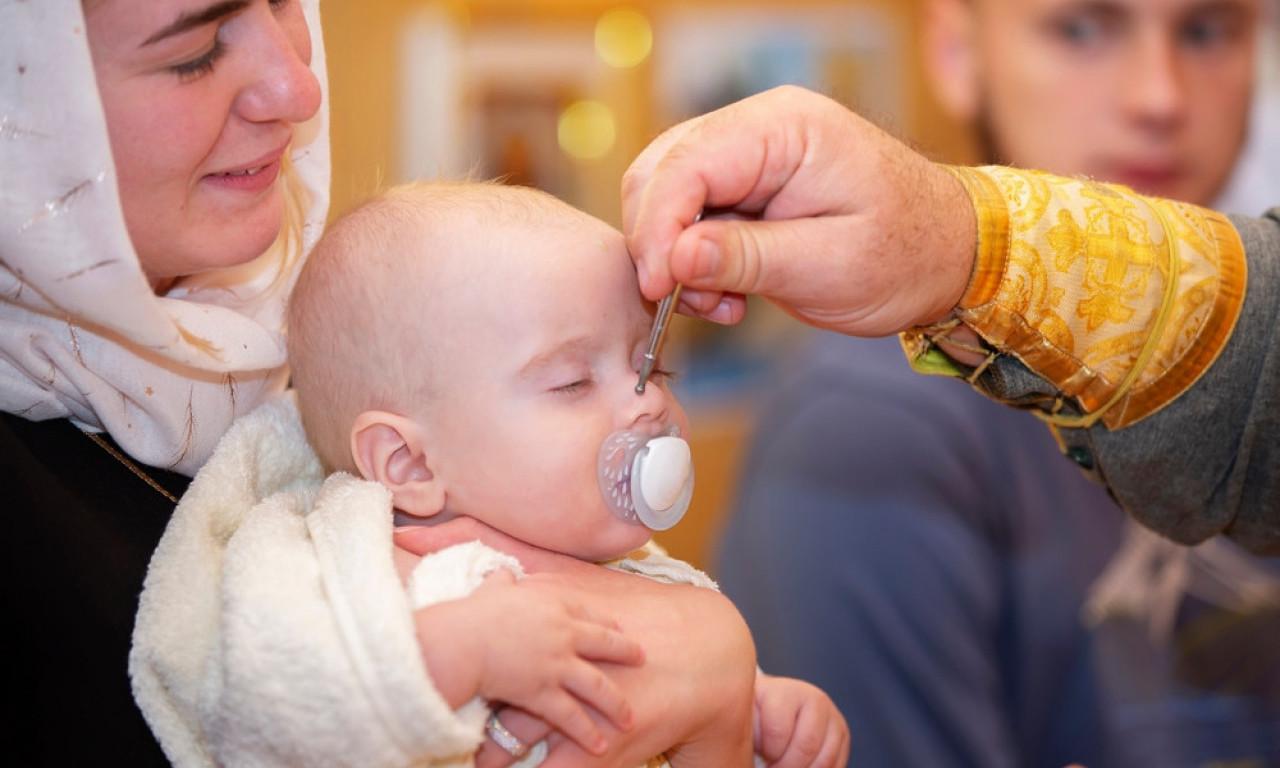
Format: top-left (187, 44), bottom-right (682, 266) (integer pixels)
top-left (130, 394), bottom-right (714, 767)
top-left (130, 394), bottom-right (485, 767)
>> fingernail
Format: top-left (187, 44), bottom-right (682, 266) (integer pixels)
top-left (635, 259), bottom-right (651, 290)
top-left (706, 297), bottom-right (736, 324)
top-left (691, 237), bottom-right (720, 281)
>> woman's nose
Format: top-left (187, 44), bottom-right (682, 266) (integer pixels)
top-left (235, 6), bottom-right (322, 125)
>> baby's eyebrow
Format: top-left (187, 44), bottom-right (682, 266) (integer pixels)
top-left (518, 336), bottom-right (597, 379)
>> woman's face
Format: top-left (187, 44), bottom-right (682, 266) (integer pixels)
top-left (85, 0), bottom-right (321, 280)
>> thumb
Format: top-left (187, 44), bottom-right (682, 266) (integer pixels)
top-left (674, 218), bottom-right (763, 296)
top-left (675, 214), bottom-right (901, 336)
top-left (676, 216), bottom-right (824, 306)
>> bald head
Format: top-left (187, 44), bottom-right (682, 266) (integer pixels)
top-left (287, 180), bottom-right (580, 471)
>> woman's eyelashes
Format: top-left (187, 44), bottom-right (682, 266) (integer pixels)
top-left (170, 39), bottom-right (226, 81)
top-left (166, 0), bottom-right (295, 83)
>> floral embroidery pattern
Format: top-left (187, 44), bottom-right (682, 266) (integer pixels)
top-left (921, 165), bottom-right (1246, 429)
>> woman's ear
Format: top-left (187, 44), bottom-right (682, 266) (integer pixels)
top-left (350, 410), bottom-right (446, 518)
top-left (923, 0), bottom-right (979, 122)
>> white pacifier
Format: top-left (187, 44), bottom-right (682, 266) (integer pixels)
top-left (598, 426), bottom-right (694, 531)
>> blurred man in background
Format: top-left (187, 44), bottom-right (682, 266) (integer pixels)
top-left (717, 1), bottom-right (1280, 766)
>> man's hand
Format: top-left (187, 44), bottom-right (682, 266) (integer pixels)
top-left (622, 85), bottom-right (977, 338)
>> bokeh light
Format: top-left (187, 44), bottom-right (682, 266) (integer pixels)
top-left (558, 100), bottom-right (616, 160)
top-left (594, 8), bottom-right (653, 69)
top-left (557, 100), bottom-right (617, 160)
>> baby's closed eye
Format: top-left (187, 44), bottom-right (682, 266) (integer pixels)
top-left (552, 377), bottom-right (594, 396)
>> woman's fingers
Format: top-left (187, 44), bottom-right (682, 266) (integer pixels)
top-left (475, 707), bottom-right (552, 768)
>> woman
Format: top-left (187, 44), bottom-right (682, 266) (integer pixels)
top-left (1, 2), bottom-right (753, 765)
top-left (2, 0), bottom-right (327, 762)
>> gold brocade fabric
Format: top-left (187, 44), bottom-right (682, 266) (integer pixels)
top-left (905, 165), bottom-right (1247, 430)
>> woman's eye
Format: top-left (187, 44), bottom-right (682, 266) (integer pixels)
top-left (170, 39), bottom-right (226, 82)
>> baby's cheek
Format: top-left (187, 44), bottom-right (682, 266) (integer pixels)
top-left (670, 402), bottom-right (692, 438)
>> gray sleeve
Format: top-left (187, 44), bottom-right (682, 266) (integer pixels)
top-left (974, 208), bottom-right (1280, 554)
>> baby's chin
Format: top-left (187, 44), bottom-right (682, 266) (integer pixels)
top-left (572, 519), bottom-right (655, 564)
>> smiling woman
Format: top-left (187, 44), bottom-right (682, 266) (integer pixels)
top-left (84, 0), bottom-right (322, 280)
top-left (0, 0), bottom-right (329, 762)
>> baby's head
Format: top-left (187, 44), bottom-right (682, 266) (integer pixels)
top-left (288, 181), bottom-right (690, 561)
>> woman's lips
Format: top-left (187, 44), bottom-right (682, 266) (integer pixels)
top-left (203, 142), bottom-right (289, 193)
top-left (204, 159), bottom-right (281, 193)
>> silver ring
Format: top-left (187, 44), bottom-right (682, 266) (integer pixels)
top-left (485, 712), bottom-right (530, 759)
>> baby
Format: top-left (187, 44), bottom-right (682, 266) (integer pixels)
top-left (130, 180), bottom-right (848, 768)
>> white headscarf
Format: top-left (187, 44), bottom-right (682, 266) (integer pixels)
top-left (0, 0), bottom-right (330, 475)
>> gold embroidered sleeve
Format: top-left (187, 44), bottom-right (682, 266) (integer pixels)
top-left (905, 165), bottom-right (1247, 430)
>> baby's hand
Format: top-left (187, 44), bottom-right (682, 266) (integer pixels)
top-left (753, 673), bottom-right (850, 768)
top-left (413, 568), bottom-right (644, 756)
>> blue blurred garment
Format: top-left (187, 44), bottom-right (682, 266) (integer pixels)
top-left (716, 332), bottom-right (1280, 768)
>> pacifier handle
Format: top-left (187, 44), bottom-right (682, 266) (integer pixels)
top-left (630, 435), bottom-right (694, 530)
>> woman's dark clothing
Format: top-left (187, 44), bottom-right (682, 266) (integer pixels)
top-left (1, 413), bottom-right (188, 766)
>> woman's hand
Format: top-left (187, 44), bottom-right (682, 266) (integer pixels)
top-left (395, 518), bottom-right (759, 768)
top-left (621, 85), bottom-right (976, 338)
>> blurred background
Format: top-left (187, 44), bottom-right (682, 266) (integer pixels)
top-left (322, 0), bottom-right (976, 224)
top-left (318, 0), bottom-right (1276, 571)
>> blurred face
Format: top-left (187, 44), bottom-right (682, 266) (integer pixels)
top-left (419, 211), bottom-right (689, 562)
top-left (85, 0), bottom-right (321, 280)
top-left (972, 0), bottom-right (1259, 205)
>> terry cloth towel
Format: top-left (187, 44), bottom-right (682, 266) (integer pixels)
top-left (130, 394), bottom-right (488, 767)
top-left (130, 394), bottom-right (717, 767)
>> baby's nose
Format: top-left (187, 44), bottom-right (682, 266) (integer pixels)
top-left (626, 379), bottom-right (670, 430)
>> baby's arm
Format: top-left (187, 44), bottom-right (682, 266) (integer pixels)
top-left (397, 543), bottom-right (644, 757)
top-left (397, 519), bottom-right (761, 768)
top-left (753, 673), bottom-right (849, 768)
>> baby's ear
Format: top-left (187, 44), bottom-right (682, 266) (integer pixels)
top-left (350, 410), bottom-right (445, 517)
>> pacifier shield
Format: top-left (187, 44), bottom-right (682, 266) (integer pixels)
top-left (598, 428), bottom-right (694, 531)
